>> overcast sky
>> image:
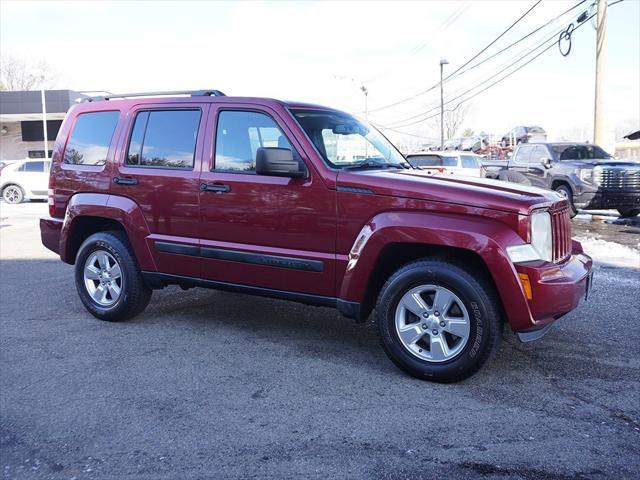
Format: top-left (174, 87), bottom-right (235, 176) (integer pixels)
top-left (1, 0), bottom-right (638, 145)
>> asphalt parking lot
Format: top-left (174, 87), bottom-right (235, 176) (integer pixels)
top-left (1, 202), bottom-right (639, 479)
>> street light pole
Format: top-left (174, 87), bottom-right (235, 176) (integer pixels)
top-left (360, 85), bottom-right (369, 121)
top-left (439, 59), bottom-right (449, 150)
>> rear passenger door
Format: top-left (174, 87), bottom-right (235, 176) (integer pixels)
top-left (197, 105), bottom-right (336, 297)
top-left (18, 161), bottom-right (49, 196)
top-left (111, 104), bottom-right (207, 278)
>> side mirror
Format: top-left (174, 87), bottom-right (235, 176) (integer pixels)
top-left (541, 157), bottom-right (552, 168)
top-left (256, 147), bottom-right (308, 179)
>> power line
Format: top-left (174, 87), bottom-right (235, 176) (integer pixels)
top-left (377, 6), bottom-right (611, 137)
top-left (365, 0), bottom-right (544, 114)
top-left (385, 26), bottom-right (565, 128)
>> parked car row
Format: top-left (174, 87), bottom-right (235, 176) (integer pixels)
top-left (405, 151), bottom-right (483, 177)
top-left (482, 142), bottom-right (640, 217)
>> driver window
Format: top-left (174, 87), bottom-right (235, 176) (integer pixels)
top-left (214, 110), bottom-right (295, 173)
top-left (530, 146), bottom-right (549, 163)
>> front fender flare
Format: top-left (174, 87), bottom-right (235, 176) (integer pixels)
top-left (339, 211), bottom-right (534, 331)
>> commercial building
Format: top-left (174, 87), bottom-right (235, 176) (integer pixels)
top-left (0, 90), bottom-right (87, 161)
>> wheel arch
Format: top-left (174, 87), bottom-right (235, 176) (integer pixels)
top-left (550, 177), bottom-right (574, 193)
top-left (338, 211), bottom-right (532, 330)
top-left (61, 193), bottom-right (157, 271)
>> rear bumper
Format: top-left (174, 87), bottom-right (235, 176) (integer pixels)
top-left (40, 217), bottom-right (63, 256)
top-left (512, 247), bottom-right (592, 335)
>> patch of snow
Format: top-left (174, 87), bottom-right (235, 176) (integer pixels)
top-left (576, 236), bottom-right (640, 268)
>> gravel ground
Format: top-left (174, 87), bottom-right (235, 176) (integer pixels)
top-left (1, 202), bottom-right (639, 479)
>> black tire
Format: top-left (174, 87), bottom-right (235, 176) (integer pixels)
top-left (2, 184), bottom-right (24, 204)
top-left (617, 207), bottom-right (640, 218)
top-left (375, 259), bottom-right (502, 383)
top-left (75, 231), bottom-right (151, 321)
top-left (554, 184), bottom-right (577, 218)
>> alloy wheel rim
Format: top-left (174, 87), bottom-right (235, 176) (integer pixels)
top-left (394, 284), bottom-right (471, 363)
top-left (83, 250), bottom-right (123, 307)
top-left (5, 187), bottom-right (20, 203)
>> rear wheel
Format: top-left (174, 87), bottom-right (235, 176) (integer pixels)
top-left (554, 184), bottom-right (577, 218)
top-left (375, 259), bottom-right (502, 382)
top-left (75, 231), bottom-right (151, 321)
top-left (617, 207), bottom-right (640, 218)
top-left (2, 185), bottom-right (24, 204)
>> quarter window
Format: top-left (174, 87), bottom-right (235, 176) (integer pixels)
top-left (64, 111), bottom-right (120, 166)
top-left (126, 110), bottom-right (201, 169)
top-left (214, 111), bottom-right (294, 172)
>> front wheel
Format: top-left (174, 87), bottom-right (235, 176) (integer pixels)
top-left (554, 184), bottom-right (577, 218)
top-left (75, 231), bottom-right (152, 321)
top-left (375, 259), bottom-right (502, 382)
top-left (2, 185), bottom-right (24, 204)
top-left (617, 207), bottom-right (640, 218)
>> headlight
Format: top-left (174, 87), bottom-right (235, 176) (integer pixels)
top-left (530, 211), bottom-right (553, 262)
top-left (579, 168), bottom-right (600, 185)
top-left (506, 211), bottom-right (553, 263)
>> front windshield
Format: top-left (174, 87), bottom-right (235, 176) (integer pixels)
top-left (552, 144), bottom-right (613, 160)
top-left (291, 109), bottom-right (406, 169)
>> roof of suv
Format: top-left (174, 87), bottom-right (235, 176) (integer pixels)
top-left (80, 94), bottom-right (340, 113)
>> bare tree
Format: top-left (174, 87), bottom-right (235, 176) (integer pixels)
top-left (0, 53), bottom-right (57, 91)
top-left (431, 103), bottom-right (472, 141)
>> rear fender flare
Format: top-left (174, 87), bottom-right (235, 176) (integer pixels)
top-left (61, 193), bottom-right (156, 270)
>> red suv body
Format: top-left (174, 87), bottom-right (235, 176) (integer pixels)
top-left (40, 91), bottom-right (593, 382)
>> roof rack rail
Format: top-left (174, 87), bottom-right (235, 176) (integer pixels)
top-left (86, 89), bottom-right (226, 102)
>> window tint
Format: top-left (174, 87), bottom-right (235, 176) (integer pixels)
top-left (23, 161), bottom-right (46, 172)
top-left (407, 155), bottom-right (442, 167)
top-left (441, 156), bottom-right (457, 167)
top-left (553, 144), bottom-right (613, 161)
top-left (64, 111), bottom-right (119, 165)
top-left (461, 155), bottom-right (479, 168)
top-left (126, 110), bottom-right (200, 169)
top-left (515, 145), bottom-right (533, 163)
top-left (530, 146), bottom-right (549, 163)
top-left (215, 111), bottom-right (294, 172)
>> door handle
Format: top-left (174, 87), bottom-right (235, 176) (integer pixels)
top-left (113, 176), bottom-right (138, 186)
top-left (200, 183), bottom-right (231, 193)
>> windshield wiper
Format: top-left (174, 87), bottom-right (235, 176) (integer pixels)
top-left (343, 160), bottom-right (405, 171)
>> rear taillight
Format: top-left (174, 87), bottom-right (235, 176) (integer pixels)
top-left (48, 188), bottom-right (55, 217)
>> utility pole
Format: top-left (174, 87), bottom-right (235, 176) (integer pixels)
top-left (439, 59), bottom-right (449, 150)
top-left (593, 0), bottom-right (607, 146)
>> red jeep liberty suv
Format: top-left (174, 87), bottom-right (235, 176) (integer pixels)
top-left (40, 90), bottom-right (593, 382)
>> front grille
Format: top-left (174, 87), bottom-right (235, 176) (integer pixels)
top-left (551, 207), bottom-right (572, 263)
top-left (596, 167), bottom-right (640, 191)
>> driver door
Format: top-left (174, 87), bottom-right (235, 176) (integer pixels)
top-left (197, 105), bottom-right (337, 297)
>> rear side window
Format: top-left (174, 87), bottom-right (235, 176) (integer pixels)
top-left (64, 111), bottom-right (119, 166)
top-left (441, 157), bottom-right (457, 167)
top-left (214, 110), bottom-right (294, 173)
top-left (515, 145), bottom-right (533, 163)
top-left (461, 156), bottom-right (479, 168)
top-left (126, 110), bottom-right (201, 169)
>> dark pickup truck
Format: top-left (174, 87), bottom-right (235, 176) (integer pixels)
top-left (482, 142), bottom-right (640, 217)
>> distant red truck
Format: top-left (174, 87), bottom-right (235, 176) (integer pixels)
top-left (40, 90), bottom-right (593, 382)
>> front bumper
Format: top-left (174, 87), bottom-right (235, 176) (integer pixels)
top-left (512, 247), bottom-right (592, 339)
top-left (40, 216), bottom-right (63, 256)
top-left (574, 186), bottom-right (640, 210)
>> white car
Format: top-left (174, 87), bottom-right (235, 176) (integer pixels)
top-left (0, 159), bottom-right (51, 204)
top-left (405, 151), bottom-right (483, 177)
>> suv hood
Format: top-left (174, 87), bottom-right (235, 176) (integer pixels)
top-left (336, 169), bottom-right (562, 215)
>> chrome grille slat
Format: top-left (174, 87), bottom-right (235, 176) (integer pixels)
top-left (595, 167), bottom-right (640, 190)
top-left (551, 206), bottom-right (571, 263)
